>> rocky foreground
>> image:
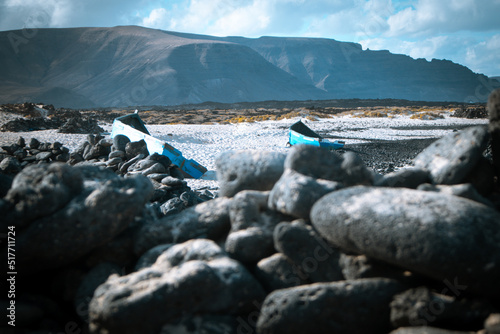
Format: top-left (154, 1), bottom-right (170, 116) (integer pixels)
top-left (1, 93), bottom-right (500, 334)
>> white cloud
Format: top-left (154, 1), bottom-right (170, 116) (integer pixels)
top-left (142, 0), bottom-right (247, 34)
top-left (387, 0), bottom-right (500, 37)
top-left (0, 0), bottom-right (142, 30)
top-left (140, 0), bottom-right (367, 38)
top-left (465, 34), bottom-right (500, 76)
top-left (205, 0), bottom-right (272, 36)
top-left (142, 7), bottom-right (170, 28)
top-left (304, 0), bottom-right (393, 41)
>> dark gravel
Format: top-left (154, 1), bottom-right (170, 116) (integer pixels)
top-left (338, 138), bottom-right (438, 174)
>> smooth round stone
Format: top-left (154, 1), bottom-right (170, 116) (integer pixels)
top-left (414, 126), bottom-right (489, 184)
top-left (311, 186), bottom-right (500, 297)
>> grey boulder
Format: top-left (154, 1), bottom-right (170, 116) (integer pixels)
top-left (125, 139), bottom-right (149, 160)
top-left (3, 162), bottom-right (83, 228)
top-left (285, 144), bottom-right (373, 186)
top-left (216, 150), bottom-right (286, 197)
top-left (268, 168), bottom-right (342, 219)
top-left (15, 167), bottom-right (153, 274)
top-left (375, 167), bottom-right (431, 188)
top-left (89, 239), bottom-right (265, 334)
top-left (225, 191), bottom-right (283, 263)
top-left (311, 186), bottom-right (500, 297)
top-left (134, 197), bottom-right (233, 255)
top-left (417, 183), bottom-right (493, 207)
top-left (256, 278), bottom-right (406, 334)
top-left (255, 253), bottom-right (308, 292)
top-left (273, 220), bottom-right (343, 283)
top-left (340, 254), bottom-right (410, 281)
top-left (414, 126), bottom-right (489, 184)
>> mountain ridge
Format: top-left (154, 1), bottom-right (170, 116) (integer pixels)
top-left (0, 25), bottom-right (494, 108)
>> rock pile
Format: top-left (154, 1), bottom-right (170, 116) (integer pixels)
top-left (0, 102), bottom-right (104, 134)
top-left (0, 115), bottom-right (104, 133)
top-left (2, 90), bottom-right (500, 334)
top-left (0, 134), bottom-right (214, 218)
top-left (0, 116), bottom-right (63, 132)
top-left (0, 137), bottom-right (70, 177)
top-left (453, 105), bottom-right (489, 119)
top-left (87, 97), bottom-right (499, 333)
top-left (58, 116), bottom-right (104, 134)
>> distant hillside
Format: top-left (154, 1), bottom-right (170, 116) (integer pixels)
top-left (0, 26), bottom-right (494, 108)
top-left (227, 36), bottom-right (490, 102)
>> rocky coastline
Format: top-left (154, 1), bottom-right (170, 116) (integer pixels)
top-left (1, 94), bottom-right (499, 334)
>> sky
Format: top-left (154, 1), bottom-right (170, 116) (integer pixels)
top-left (1, 0), bottom-right (499, 77)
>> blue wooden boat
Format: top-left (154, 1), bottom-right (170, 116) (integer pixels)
top-left (110, 112), bottom-right (207, 178)
top-left (288, 120), bottom-right (345, 150)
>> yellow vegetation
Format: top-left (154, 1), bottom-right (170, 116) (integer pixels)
top-left (410, 112), bottom-right (444, 120)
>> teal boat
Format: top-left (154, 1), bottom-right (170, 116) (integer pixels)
top-left (288, 120), bottom-right (345, 150)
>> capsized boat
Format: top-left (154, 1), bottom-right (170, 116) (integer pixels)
top-left (110, 111), bottom-right (207, 178)
top-left (288, 120), bottom-right (345, 150)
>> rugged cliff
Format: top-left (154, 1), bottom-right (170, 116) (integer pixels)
top-left (0, 25), bottom-right (493, 108)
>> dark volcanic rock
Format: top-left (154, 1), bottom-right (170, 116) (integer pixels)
top-left (390, 286), bottom-right (495, 330)
top-left (311, 186), bottom-right (500, 298)
top-left (125, 139), bottom-right (149, 160)
top-left (273, 220), bottom-right (344, 283)
top-left (74, 262), bottom-right (123, 323)
top-left (268, 168), bottom-right (342, 219)
top-left (3, 163), bottom-right (83, 228)
top-left (58, 116), bottom-right (104, 134)
top-left (216, 150), bottom-right (286, 197)
top-left (375, 167), bottom-right (431, 188)
top-left (453, 105), bottom-right (488, 119)
top-left (488, 88), bottom-right (500, 178)
top-left (256, 278), bottom-right (406, 334)
top-left (225, 227), bottom-right (274, 263)
top-left (134, 197), bottom-right (233, 255)
top-left (0, 156), bottom-right (22, 175)
top-left (0, 173), bottom-right (13, 197)
top-left (255, 253), bottom-right (308, 292)
top-left (462, 156), bottom-right (496, 195)
top-left (89, 239), bottom-right (266, 334)
top-left (112, 134), bottom-right (130, 152)
top-left (84, 225), bottom-right (141, 269)
top-left (417, 183), bottom-right (493, 207)
top-left (285, 144), bottom-right (373, 186)
top-left (0, 116), bottom-right (62, 132)
top-left (339, 254), bottom-right (410, 281)
top-left (225, 190), bottom-right (282, 263)
top-left (414, 126), bottom-right (489, 184)
top-left (134, 244), bottom-right (174, 271)
top-left (12, 165), bottom-right (153, 273)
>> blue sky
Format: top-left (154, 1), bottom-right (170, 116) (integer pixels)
top-left (1, 0), bottom-right (499, 77)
